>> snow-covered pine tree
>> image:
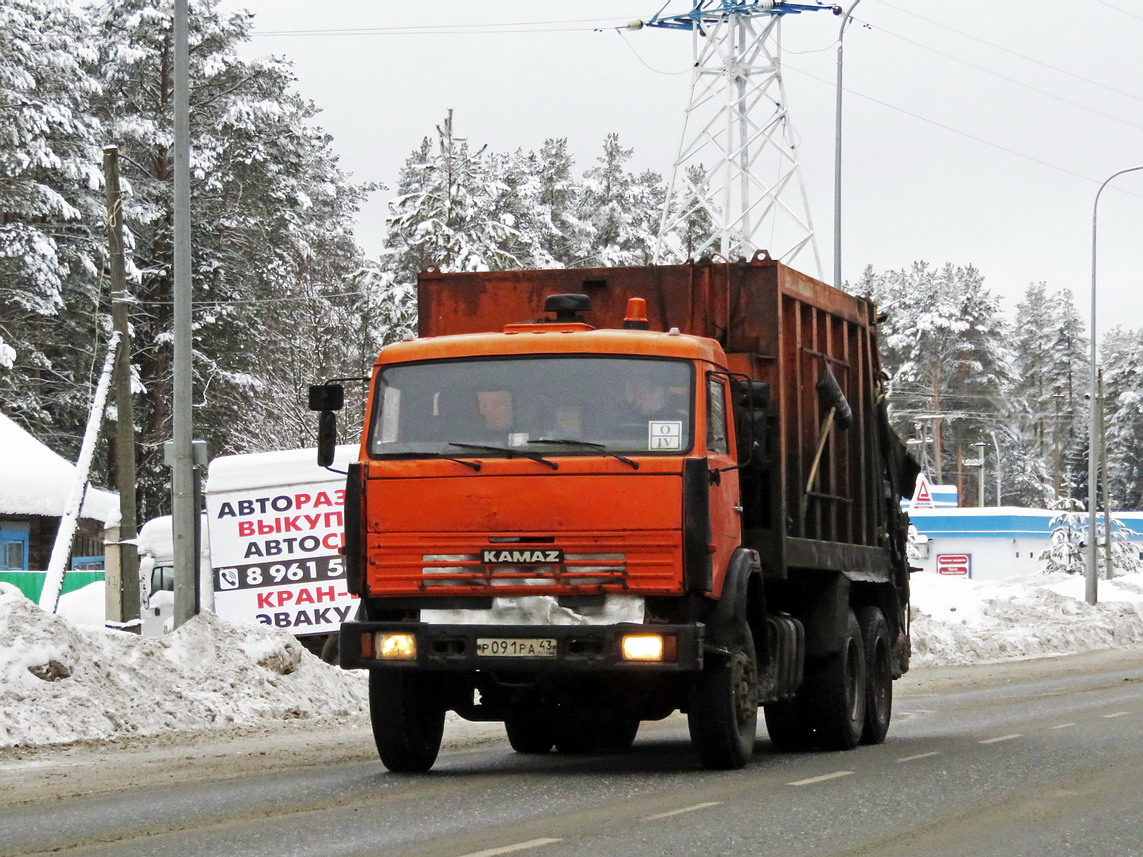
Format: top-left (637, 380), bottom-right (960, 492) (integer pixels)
top-left (0, 0), bottom-right (105, 454)
top-left (578, 133), bottom-right (644, 268)
top-left (1101, 327), bottom-right (1143, 509)
top-left (87, 0), bottom-right (373, 517)
top-left (863, 262), bottom-right (960, 483)
top-left (524, 138), bottom-right (586, 268)
top-left (1039, 489), bottom-right (1140, 576)
top-left (1039, 490), bottom-right (1087, 575)
top-left (863, 262), bottom-right (1008, 499)
top-left (383, 110), bottom-right (520, 286)
top-left (1005, 283), bottom-right (1055, 504)
top-left (628, 168), bottom-right (667, 266)
top-left (1045, 289), bottom-right (1088, 496)
top-left (942, 264), bottom-right (1008, 505)
top-left (666, 164), bottom-right (716, 262)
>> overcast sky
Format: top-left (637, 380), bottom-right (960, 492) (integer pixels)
top-left (219, 0), bottom-right (1143, 337)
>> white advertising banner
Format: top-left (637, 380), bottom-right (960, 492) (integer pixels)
top-left (206, 479), bottom-right (356, 635)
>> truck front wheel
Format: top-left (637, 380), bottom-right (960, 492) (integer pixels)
top-left (369, 669), bottom-right (446, 772)
top-left (687, 627), bottom-right (759, 769)
top-left (505, 716), bottom-right (555, 754)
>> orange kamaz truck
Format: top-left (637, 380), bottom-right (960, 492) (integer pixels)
top-left (309, 253), bottom-right (919, 772)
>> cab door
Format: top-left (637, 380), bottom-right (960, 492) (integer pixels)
top-left (705, 372), bottom-right (742, 595)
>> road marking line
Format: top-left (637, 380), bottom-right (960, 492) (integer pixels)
top-left (897, 751), bottom-right (941, 763)
top-left (978, 734), bottom-right (1022, 744)
top-left (644, 801), bottom-right (722, 820)
top-left (1050, 723), bottom-right (1076, 729)
top-left (1103, 711), bottom-right (1130, 718)
top-left (456, 838), bottom-right (562, 857)
top-left (788, 771), bottom-right (854, 786)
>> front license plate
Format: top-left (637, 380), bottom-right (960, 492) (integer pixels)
top-left (475, 637), bottom-right (558, 657)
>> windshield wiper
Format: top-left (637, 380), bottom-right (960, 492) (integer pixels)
top-left (384, 450), bottom-right (481, 470)
top-left (448, 442), bottom-right (559, 470)
top-left (440, 456), bottom-right (481, 471)
top-left (530, 438), bottom-right (639, 470)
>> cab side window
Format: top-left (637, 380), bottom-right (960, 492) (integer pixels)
top-left (707, 375), bottom-right (729, 455)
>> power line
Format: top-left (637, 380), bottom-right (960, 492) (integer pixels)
top-left (1096, 0), bottom-right (1143, 24)
top-left (134, 288), bottom-right (377, 307)
top-left (787, 62), bottom-right (1143, 202)
top-left (852, 15), bottom-right (1143, 134)
top-left (877, 1), bottom-right (1143, 105)
top-left (253, 17), bottom-right (622, 37)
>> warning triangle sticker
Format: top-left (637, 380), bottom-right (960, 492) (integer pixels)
top-left (911, 473), bottom-right (934, 509)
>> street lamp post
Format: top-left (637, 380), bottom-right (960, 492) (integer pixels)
top-left (1088, 165), bottom-right (1143, 605)
top-left (834, 0), bottom-right (861, 290)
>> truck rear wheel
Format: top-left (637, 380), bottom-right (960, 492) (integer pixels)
top-left (811, 609), bottom-right (866, 751)
top-left (505, 716), bottom-right (555, 754)
top-left (369, 669), bottom-right (446, 772)
top-left (319, 633), bottom-right (340, 665)
top-left (856, 606), bottom-right (893, 745)
top-left (598, 713), bottom-right (640, 751)
top-left (763, 692), bottom-right (814, 752)
top-left (687, 626), bottom-right (758, 769)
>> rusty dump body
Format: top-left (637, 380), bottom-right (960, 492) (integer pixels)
top-left (336, 254), bottom-right (918, 772)
top-left (417, 254), bottom-right (916, 580)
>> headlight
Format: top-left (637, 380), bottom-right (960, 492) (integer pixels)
top-left (374, 632), bottom-right (417, 660)
top-left (621, 633), bottom-right (665, 662)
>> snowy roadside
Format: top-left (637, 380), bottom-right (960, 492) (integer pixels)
top-left (2, 571), bottom-right (1143, 751)
top-left (0, 583), bottom-right (367, 749)
top-left (909, 571), bottom-right (1143, 666)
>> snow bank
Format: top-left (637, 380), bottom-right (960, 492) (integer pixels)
top-left (0, 584), bottom-right (366, 748)
top-left (909, 571), bottom-right (1143, 666)
top-left (3, 570), bottom-right (1143, 748)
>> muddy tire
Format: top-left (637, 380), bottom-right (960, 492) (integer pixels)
top-left (598, 714), bottom-right (640, 751)
top-left (319, 633), bottom-right (340, 665)
top-left (811, 609), bottom-right (866, 751)
top-left (687, 626), bottom-right (759, 769)
top-left (505, 717), bottom-right (555, 754)
top-left (369, 669), bottom-right (445, 772)
top-left (763, 691), bottom-right (814, 752)
top-left (856, 605), bottom-right (893, 745)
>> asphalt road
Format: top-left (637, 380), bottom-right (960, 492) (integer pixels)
top-left (3, 654), bottom-right (1142, 857)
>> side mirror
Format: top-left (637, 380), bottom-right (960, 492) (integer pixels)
top-left (317, 410), bottom-right (338, 468)
top-left (308, 383), bottom-right (344, 412)
top-left (309, 384), bottom-right (345, 468)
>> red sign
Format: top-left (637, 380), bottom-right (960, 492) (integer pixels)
top-left (911, 473), bottom-right (934, 509)
top-left (936, 553), bottom-right (971, 577)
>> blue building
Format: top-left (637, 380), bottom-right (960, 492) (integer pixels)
top-left (907, 506), bottom-right (1143, 581)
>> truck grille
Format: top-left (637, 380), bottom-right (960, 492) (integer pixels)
top-left (367, 531), bottom-right (681, 595)
top-left (420, 553), bottom-right (626, 588)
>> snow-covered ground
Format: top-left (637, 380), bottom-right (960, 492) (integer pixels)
top-left (909, 570), bottom-right (1143, 666)
top-left (3, 571), bottom-right (1143, 749)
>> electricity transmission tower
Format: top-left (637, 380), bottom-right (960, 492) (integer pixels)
top-left (648, 1), bottom-right (837, 273)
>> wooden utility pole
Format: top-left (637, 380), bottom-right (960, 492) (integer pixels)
top-left (104, 146), bottom-right (141, 631)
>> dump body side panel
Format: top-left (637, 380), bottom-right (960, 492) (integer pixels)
top-left (417, 258), bottom-right (896, 581)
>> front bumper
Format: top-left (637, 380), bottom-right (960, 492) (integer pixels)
top-left (340, 621), bottom-right (705, 672)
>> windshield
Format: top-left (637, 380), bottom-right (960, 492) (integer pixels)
top-left (368, 356), bottom-right (693, 458)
